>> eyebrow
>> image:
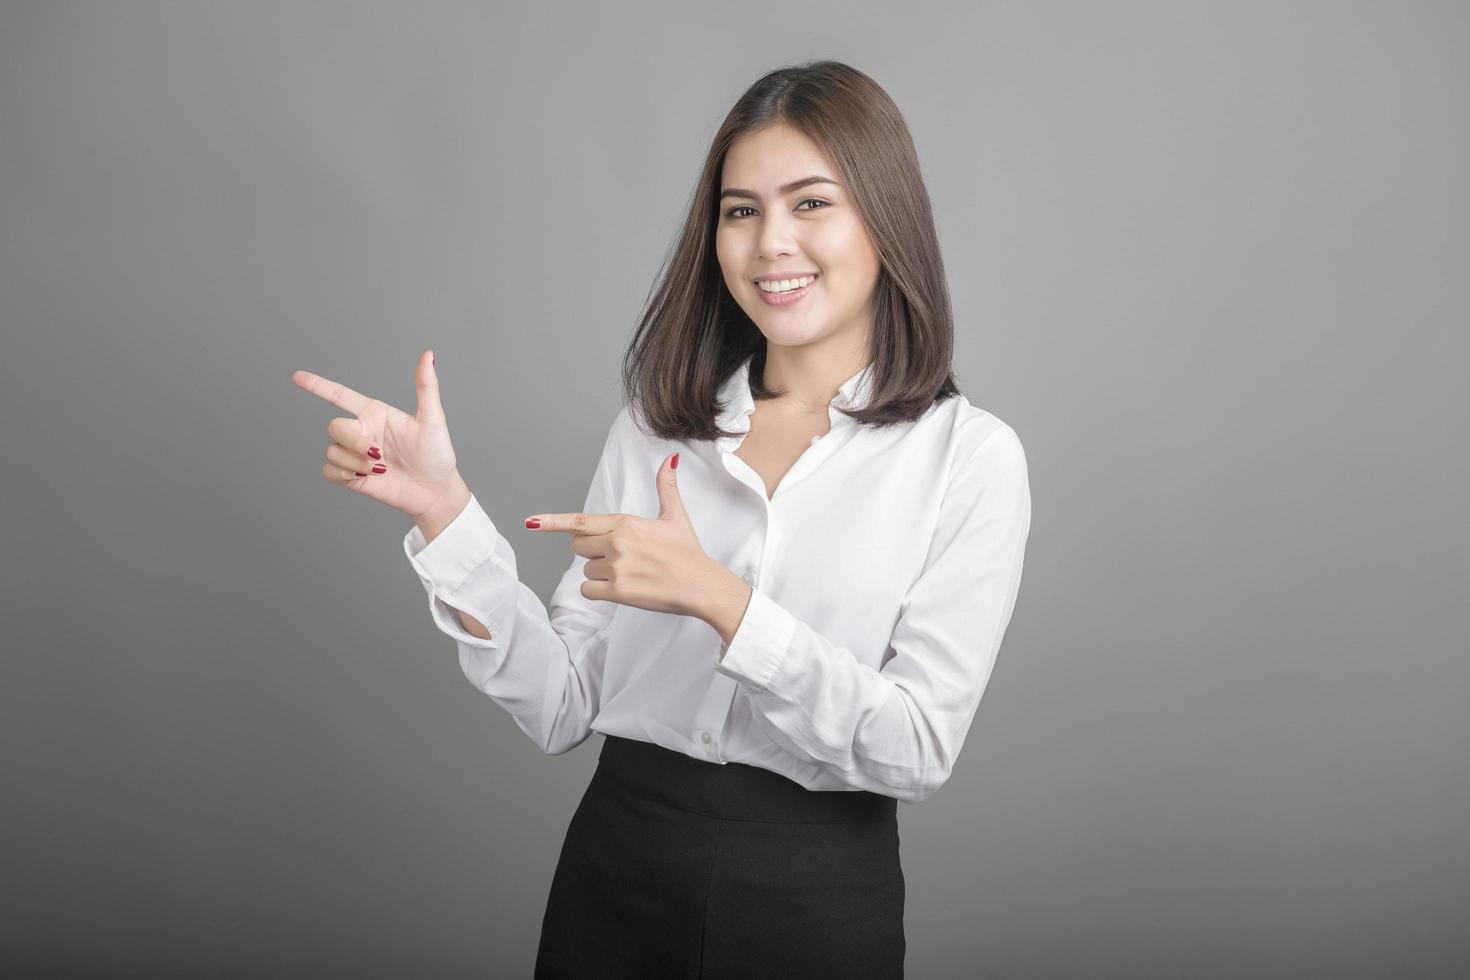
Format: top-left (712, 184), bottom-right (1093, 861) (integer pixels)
top-left (719, 175), bottom-right (840, 202)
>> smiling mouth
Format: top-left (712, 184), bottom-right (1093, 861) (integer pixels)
top-left (754, 274), bottom-right (819, 306)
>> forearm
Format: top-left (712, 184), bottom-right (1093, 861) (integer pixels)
top-left (414, 475), bottom-right (490, 639)
top-left (449, 605), bottom-right (492, 640)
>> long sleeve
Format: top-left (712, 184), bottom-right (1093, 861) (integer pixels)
top-left (403, 416), bottom-right (623, 756)
top-left (714, 424), bottom-right (1032, 803)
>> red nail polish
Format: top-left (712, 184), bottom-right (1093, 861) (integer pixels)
top-left (671, 452), bottom-right (679, 469)
top-left (367, 446), bottom-right (381, 459)
top-left (371, 463), bottom-right (386, 474)
top-left (525, 518), bottom-right (541, 528)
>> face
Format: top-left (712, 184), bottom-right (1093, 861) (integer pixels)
top-left (715, 123), bottom-right (882, 355)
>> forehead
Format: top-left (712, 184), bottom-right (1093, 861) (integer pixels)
top-left (721, 124), bottom-right (836, 186)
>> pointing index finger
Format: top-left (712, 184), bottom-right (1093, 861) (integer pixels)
top-left (524, 513), bottom-right (617, 535)
top-left (291, 370), bottom-right (372, 416)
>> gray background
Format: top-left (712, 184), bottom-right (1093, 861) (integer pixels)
top-left (2, 1), bottom-right (1465, 976)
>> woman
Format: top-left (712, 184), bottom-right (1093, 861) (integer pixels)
top-left (292, 60), bottom-right (1031, 979)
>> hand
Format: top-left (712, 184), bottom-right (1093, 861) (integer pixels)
top-left (525, 451), bottom-right (734, 620)
top-left (291, 349), bottom-right (467, 522)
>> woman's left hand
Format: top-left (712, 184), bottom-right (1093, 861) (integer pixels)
top-left (523, 452), bottom-right (736, 621)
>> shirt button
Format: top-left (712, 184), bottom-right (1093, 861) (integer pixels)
top-left (701, 731), bottom-right (713, 744)
top-left (741, 571), bottom-right (756, 586)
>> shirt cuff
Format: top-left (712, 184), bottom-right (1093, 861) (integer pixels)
top-left (403, 493), bottom-right (503, 592)
top-left (714, 587), bottom-right (798, 691)
top-left (426, 592), bottom-right (500, 649)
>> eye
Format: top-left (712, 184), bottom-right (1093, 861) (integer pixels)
top-left (723, 198), bottom-right (831, 220)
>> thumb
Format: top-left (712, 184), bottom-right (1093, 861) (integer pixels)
top-left (415, 348), bottom-right (446, 425)
top-left (654, 452), bottom-right (689, 525)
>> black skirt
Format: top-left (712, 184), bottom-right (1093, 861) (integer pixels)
top-left (533, 734), bottom-right (906, 979)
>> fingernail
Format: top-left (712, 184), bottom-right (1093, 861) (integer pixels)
top-left (671, 452), bottom-right (679, 469)
top-left (355, 471), bottom-right (368, 477)
top-left (525, 518), bottom-right (541, 528)
top-left (367, 446), bottom-right (381, 460)
top-left (371, 463), bottom-right (386, 474)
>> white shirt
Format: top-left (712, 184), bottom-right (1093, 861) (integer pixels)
top-left (403, 353), bottom-right (1032, 803)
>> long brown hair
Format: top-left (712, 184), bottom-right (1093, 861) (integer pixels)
top-left (621, 60), bottom-right (962, 442)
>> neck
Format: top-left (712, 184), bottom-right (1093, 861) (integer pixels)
top-left (761, 341), bottom-right (870, 415)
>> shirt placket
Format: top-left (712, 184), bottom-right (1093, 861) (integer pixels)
top-left (690, 415), bottom-right (849, 762)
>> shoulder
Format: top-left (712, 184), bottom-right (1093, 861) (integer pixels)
top-left (924, 393), bottom-right (1027, 475)
top-left (605, 402), bottom-right (636, 444)
top-left (595, 403), bottom-right (637, 471)
top-left (909, 396), bottom-right (1029, 524)
top-left (596, 402), bottom-right (660, 485)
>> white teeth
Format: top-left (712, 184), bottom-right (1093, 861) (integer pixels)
top-left (758, 276), bottom-right (815, 293)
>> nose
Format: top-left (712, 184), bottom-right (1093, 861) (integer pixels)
top-left (755, 209), bottom-right (800, 262)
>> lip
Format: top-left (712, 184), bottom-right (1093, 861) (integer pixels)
top-left (755, 273), bottom-right (818, 307)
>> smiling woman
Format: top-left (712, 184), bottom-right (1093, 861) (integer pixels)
top-left (396, 59), bottom-right (1031, 978)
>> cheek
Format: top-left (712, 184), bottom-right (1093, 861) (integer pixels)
top-left (835, 218), bottom-right (879, 264)
top-left (824, 229), bottom-right (880, 296)
top-left (715, 231), bottom-right (744, 287)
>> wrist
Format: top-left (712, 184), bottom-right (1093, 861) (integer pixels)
top-left (414, 474), bottom-right (472, 543)
top-left (697, 561), bottom-right (753, 652)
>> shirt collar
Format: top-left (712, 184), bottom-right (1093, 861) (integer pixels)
top-left (716, 354), bottom-right (876, 434)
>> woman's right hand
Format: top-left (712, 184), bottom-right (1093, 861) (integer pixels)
top-left (291, 348), bottom-right (468, 523)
